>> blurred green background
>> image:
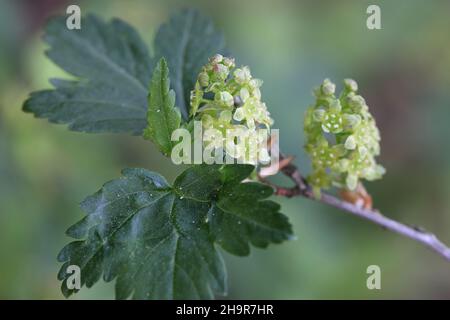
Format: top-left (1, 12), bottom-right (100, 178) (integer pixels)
top-left (1, 0), bottom-right (450, 299)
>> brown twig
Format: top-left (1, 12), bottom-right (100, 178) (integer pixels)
top-left (259, 154), bottom-right (450, 261)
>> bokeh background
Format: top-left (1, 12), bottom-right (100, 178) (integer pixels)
top-left (1, 0), bottom-right (450, 299)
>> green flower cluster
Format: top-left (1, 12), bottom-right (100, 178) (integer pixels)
top-left (304, 78), bottom-right (385, 197)
top-left (190, 54), bottom-right (273, 164)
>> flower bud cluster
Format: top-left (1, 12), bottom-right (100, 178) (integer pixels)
top-left (190, 54), bottom-right (273, 164)
top-left (304, 79), bottom-right (385, 196)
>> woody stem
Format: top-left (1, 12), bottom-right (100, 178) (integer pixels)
top-left (259, 154), bottom-right (450, 262)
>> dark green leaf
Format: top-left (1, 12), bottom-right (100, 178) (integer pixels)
top-left (173, 164), bottom-right (222, 201)
top-left (219, 164), bottom-right (255, 185)
top-left (23, 15), bottom-right (153, 134)
top-left (58, 165), bottom-right (293, 299)
top-left (58, 167), bottom-right (226, 299)
top-left (154, 9), bottom-right (227, 119)
top-left (143, 58), bottom-right (181, 156)
top-left (210, 167), bottom-right (293, 256)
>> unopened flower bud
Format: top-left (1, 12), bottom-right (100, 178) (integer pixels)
top-left (344, 114), bottom-right (361, 127)
top-left (210, 54), bottom-right (223, 64)
top-left (344, 135), bottom-right (357, 150)
top-left (198, 72), bottom-right (209, 87)
top-left (214, 64), bottom-right (229, 79)
top-left (219, 91), bottom-right (234, 107)
top-left (321, 79), bottom-right (336, 95)
top-left (313, 109), bottom-right (326, 122)
top-left (234, 67), bottom-right (251, 84)
top-left (348, 95), bottom-right (366, 109)
top-left (329, 99), bottom-right (342, 112)
top-left (344, 78), bottom-right (358, 92)
top-left (222, 57), bottom-right (235, 68)
top-left (240, 88), bottom-right (250, 102)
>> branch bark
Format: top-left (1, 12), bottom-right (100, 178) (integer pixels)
top-left (260, 154), bottom-right (450, 262)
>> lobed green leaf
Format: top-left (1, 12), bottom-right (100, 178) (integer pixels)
top-left (58, 165), bottom-right (293, 299)
top-left (23, 15), bottom-right (153, 134)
